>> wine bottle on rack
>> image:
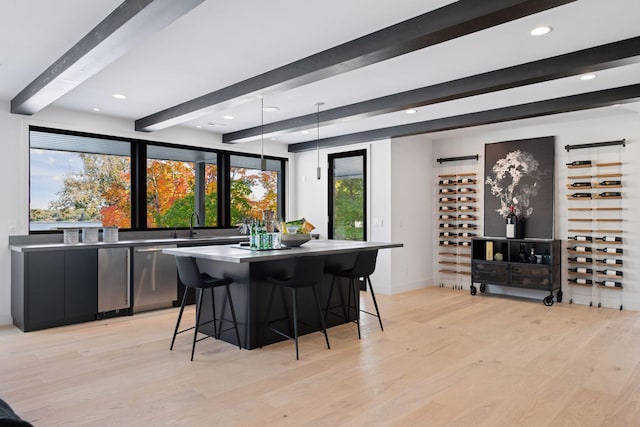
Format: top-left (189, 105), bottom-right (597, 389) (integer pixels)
top-left (457, 196), bottom-right (476, 202)
top-left (596, 269), bottom-right (623, 277)
top-left (459, 223), bottom-right (477, 229)
top-left (569, 182), bottom-right (592, 187)
top-left (568, 278), bottom-right (592, 285)
top-left (569, 235), bottom-right (592, 242)
top-left (439, 188), bottom-right (453, 194)
top-left (439, 231), bottom-right (456, 237)
top-left (598, 191), bottom-right (621, 197)
top-left (569, 246), bottom-right (592, 253)
top-left (595, 280), bottom-right (622, 288)
top-left (599, 258), bottom-right (623, 265)
top-left (440, 240), bottom-right (457, 246)
top-left (439, 214), bottom-right (453, 220)
top-left (568, 267), bottom-right (593, 274)
top-left (596, 247), bottom-right (623, 254)
top-left (569, 192), bottom-right (592, 198)
top-left (458, 214), bottom-right (476, 220)
top-left (568, 256), bottom-right (592, 263)
top-left (439, 197), bottom-right (455, 202)
top-left (439, 178), bottom-right (454, 185)
top-left (439, 206), bottom-right (454, 211)
top-left (458, 232), bottom-right (476, 238)
top-left (506, 206), bottom-right (517, 239)
top-left (458, 188), bottom-right (475, 193)
top-left (440, 223), bottom-right (456, 229)
top-left (566, 160), bottom-right (592, 166)
top-left (599, 180), bottom-right (621, 186)
top-left (459, 206), bottom-right (475, 211)
top-left (595, 236), bottom-right (622, 243)
top-left (458, 241), bottom-right (471, 247)
top-left (458, 178), bottom-right (476, 184)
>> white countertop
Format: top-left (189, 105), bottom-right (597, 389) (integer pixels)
top-left (162, 239), bottom-right (403, 263)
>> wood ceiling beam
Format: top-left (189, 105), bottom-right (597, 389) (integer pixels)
top-left (135, 0), bottom-right (577, 132)
top-left (10, 0), bottom-right (205, 115)
top-left (287, 84), bottom-right (640, 152)
top-left (225, 37), bottom-right (640, 143)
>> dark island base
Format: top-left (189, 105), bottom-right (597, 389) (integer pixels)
top-left (194, 252), bottom-right (362, 350)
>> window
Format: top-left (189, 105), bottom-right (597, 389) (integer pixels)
top-left (30, 130), bottom-right (131, 231)
top-left (229, 155), bottom-right (283, 224)
top-left (146, 145), bottom-right (218, 228)
top-left (28, 127), bottom-right (286, 233)
top-left (328, 150), bottom-right (367, 240)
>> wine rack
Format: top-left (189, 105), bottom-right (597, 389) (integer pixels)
top-left (565, 152), bottom-right (625, 309)
top-left (436, 166), bottom-right (479, 290)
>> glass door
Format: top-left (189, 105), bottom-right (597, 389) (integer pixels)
top-left (328, 150), bottom-right (366, 240)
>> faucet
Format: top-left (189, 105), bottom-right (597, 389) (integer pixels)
top-left (189, 211), bottom-right (201, 238)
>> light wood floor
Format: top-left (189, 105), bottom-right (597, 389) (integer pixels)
top-left (2, 287), bottom-right (640, 426)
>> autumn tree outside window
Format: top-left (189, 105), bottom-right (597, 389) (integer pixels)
top-left (28, 127), bottom-right (286, 233)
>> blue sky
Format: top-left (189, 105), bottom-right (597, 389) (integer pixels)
top-left (30, 149), bottom-right (83, 209)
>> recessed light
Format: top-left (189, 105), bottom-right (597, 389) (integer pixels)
top-left (271, 137), bottom-right (277, 141)
top-left (405, 109), bottom-right (417, 114)
top-left (580, 74), bottom-right (597, 81)
top-left (92, 107), bottom-right (101, 112)
top-left (111, 93), bottom-right (126, 99)
top-left (207, 122), bottom-right (225, 126)
top-left (301, 130), bottom-right (309, 134)
top-left (530, 26), bottom-right (552, 36)
top-left (223, 115), bottom-right (234, 120)
top-left (195, 125), bottom-right (202, 128)
top-left (262, 106), bottom-right (280, 112)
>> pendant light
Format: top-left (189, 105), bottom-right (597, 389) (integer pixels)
top-left (315, 102), bottom-right (324, 180)
top-left (260, 96), bottom-right (266, 171)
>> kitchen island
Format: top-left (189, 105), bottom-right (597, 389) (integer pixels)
top-left (163, 240), bottom-right (403, 349)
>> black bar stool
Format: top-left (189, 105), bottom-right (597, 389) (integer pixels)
top-left (171, 256), bottom-right (241, 361)
top-left (262, 256), bottom-right (330, 360)
top-left (325, 249), bottom-right (383, 338)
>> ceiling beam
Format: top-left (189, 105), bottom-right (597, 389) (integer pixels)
top-left (224, 37), bottom-right (640, 143)
top-left (287, 84), bottom-right (640, 152)
top-left (135, 0), bottom-right (577, 132)
top-left (10, 0), bottom-right (205, 115)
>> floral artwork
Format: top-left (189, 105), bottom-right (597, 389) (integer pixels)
top-left (484, 137), bottom-right (555, 239)
top-left (485, 149), bottom-right (544, 220)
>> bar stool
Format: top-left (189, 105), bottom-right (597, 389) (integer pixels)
top-left (263, 256), bottom-right (330, 360)
top-left (171, 256), bottom-right (241, 361)
top-left (325, 249), bottom-right (383, 338)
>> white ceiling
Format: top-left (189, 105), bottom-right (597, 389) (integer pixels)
top-left (1, 0), bottom-right (639, 147)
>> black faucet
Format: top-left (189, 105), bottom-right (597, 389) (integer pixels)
top-left (190, 211), bottom-right (201, 238)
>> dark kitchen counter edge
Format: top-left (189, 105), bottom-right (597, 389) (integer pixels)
top-left (9, 235), bottom-right (249, 252)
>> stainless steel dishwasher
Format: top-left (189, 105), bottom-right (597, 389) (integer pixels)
top-left (133, 244), bottom-right (178, 313)
top-left (98, 247), bottom-right (131, 316)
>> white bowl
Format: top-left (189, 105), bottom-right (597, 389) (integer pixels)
top-left (281, 233), bottom-right (311, 247)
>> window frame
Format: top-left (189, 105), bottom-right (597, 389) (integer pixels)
top-left (28, 126), bottom-right (287, 234)
top-left (328, 149), bottom-right (367, 241)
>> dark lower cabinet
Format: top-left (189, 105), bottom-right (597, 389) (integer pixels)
top-left (12, 249), bottom-right (98, 331)
top-left (470, 238), bottom-right (561, 305)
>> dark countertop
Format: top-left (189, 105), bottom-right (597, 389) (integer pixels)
top-left (9, 235), bottom-right (248, 252)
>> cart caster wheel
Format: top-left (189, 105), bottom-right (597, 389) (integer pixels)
top-left (543, 296), bottom-right (554, 306)
top-left (480, 284), bottom-right (486, 293)
top-left (620, 305), bottom-right (623, 311)
top-left (569, 298), bottom-right (573, 304)
top-left (556, 290), bottom-right (563, 303)
top-left (598, 302), bottom-right (602, 308)
top-left (470, 285), bottom-right (477, 296)
top-left (589, 301), bottom-right (593, 307)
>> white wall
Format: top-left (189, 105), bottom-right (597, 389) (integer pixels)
top-left (430, 108), bottom-right (640, 310)
top-left (0, 102), bottom-right (292, 325)
top-left (389, 135), bottom-right (433, 294)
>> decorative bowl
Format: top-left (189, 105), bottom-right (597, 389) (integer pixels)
top-left (281, 233), bottom-right (311, 247)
